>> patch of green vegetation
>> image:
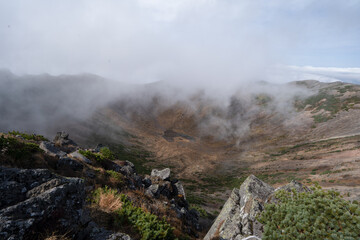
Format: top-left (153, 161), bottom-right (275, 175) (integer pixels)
top-left (79, 149), bottom-right (104, 162)
top-left (92, 187), bottom-right (175, 240)
top-left (0, 136), bottom-right (42, 161)
top-left (117, 195), bottom-right (175, 240)
top-left (255, 94), bottom-right (272, 107)
top-left (320, 170), bottom-right (332, 175)
top-left (199, 175), bottom-right (247, 193)
top-left (337, 85), bottom-right (359, 94)
top-left (106, 170), bottom-right (124, 182)
top-left (186, 193), bottom-right (206, 205)
top-left (100, 147), bottom-right (115, 160)
top-left (313, 114), bottom-right (332, 123)
top-left (8, 130), bottom-right (48, 141)
top-left (190, 205), bottom-right (208, 218)
top-left (301, 92), bottom-right (340, 113)
top-left (258, 185), bottom-right (360, 240)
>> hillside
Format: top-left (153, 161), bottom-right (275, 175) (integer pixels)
top-left (60, 80), bottom-right (360, 214)
top-left (2, 72), bottom-right (360, 238)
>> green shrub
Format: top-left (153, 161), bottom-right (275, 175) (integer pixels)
top-left (8, 130), bottom-right (48, 141)
top-left (117, 194), bottom-right (175, 240)
top-left (0, 136), bottom-right (41, 160)
top-left (106, 170), bottom-right (123, 182)
top-left (100, 147), bottom-right (115, 160)
top-left (92, 187), bottom-right (175, 240)
top-left (79, 147), bottom-right (115, 163)
top-left (258, 186), bottom-right (360, 240)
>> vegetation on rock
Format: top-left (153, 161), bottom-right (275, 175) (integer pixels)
top-left (0, 135), bottom-right (41, 161)
top-left (8, 130), bottom-right (48, 141)
top-left (258, 185), bottom-right (360, 240)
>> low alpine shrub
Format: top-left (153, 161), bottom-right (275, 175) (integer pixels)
top-left (258, 185), bottom-right (360, 240)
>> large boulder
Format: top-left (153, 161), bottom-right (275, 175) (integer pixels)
top-left (39, 141), bottom-right (66, 158)
top-left (0, 166), bottom-right (85, 240)
top-left (151, 168), bottom-right (171, 180)
top-left (204, 175), bottom-right (274, 240)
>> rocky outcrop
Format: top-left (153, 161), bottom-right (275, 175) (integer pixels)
top-left (144, 168), bottom-right (200, 235)
top-left (53, 131), bottom-right (78, 152)
top-left (151, 168), bottom-right (171, 180)
top-left (204, 176), bottom-right (309, 240)
top-left (39, 141), bottom-right (66, 158)
top-left (0, 166), bottom-right (84, 240)
top-left (0, 166), bottom-right (133, 240)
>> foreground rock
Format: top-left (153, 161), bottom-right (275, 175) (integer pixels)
top-left (204, 175), bottom-right (309, 240)
top-left (0, 166), bottom-right (84, 240)
top-left (145, 168), bottom-right (199, 235)
top-left (0, 166), bottom-right (133, 240)
top-left (39, 141), bottom-right (66, 158)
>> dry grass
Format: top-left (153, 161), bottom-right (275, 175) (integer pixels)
top-left (97, 190), bottom-right (123, 213)
top-left (43, 231), bottom-right (71, 240)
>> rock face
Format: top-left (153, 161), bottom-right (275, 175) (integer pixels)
top-left (144, 168), bottom-right (200, 235)
top-left (204, 176), bottom-right (309, 240)
top-left (0, 166), bottom-right (85, 240)
top-left (39, 141), bottom-right (66, 158)
top-left (0, 166), bottom-right (133, 240)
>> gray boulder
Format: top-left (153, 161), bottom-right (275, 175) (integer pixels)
top-left (0, 166), bottom-right (85, 240)
top-left (204, 175), bottom-right (274, 240)
top-left (151, 168), bottom-right (171, 180)
top-left (69, 150), bottom-right (91, 164)
top-left (39, 141), bottom-right (66, 158)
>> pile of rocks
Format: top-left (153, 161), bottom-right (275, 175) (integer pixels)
top-left (140, 168), bottom-right (200, 235)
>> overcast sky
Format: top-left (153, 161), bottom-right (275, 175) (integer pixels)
top-left (1, 0), bottom-right (360, 83)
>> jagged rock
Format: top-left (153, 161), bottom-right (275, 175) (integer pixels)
top-left (57, 157), bottom-right (84, 171)
top-left (0, 166), bottom-right (85, 240)
top-left (53, 131), bottom-right (77, 146)
top-left (151, 168), bottom-right (171, 180)
top-left (69, 150), bottom-right (92, 164)
top-left (204, 175), bottom-right (274, 240)
top-left (174, 181), bottom-right (186, 199)
top-left (145, 184), bottom-right (160, 198)
top-left (39, 141), bottom-right (66, 158)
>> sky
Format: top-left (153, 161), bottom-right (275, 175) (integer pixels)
top-left (0, 0), bottom-right (360, 84)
